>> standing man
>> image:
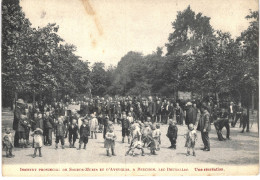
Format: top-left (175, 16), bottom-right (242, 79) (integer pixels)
top-left (155, 100), bottom-right (161, 123)
top-left (147, 96), bottom-right (156, 123)
top-left (232, 102), bottom-right (243, 128)
top-left (185, 102), bottom-right (198, 128)
top-left (241, 108), bottom-right (250, 133)
top-left (175, 103), bottom-right (184, 125)
top-left (13, 99), bottom-right (26, 148)
top-left (228, 102), bottom-right (235, 126)
top-left (197, 105), bottom-right (211, 151)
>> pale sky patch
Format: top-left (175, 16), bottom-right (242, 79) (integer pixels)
top-left (20, 0), bottom-right (258, 67)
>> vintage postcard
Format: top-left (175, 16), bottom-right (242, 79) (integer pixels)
top-left (1, 0), bottom-right (259, 176)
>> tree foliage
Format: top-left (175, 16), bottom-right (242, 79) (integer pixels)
top-left (2, 2), bottom-right (258, 108)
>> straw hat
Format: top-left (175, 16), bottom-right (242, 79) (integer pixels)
top-left (16, 99), bottom-right (25, 104)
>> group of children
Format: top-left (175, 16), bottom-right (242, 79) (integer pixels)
top-left (3, 111), bottom-right (199, 159)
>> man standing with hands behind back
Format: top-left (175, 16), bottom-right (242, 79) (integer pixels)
top-left (197, 105), bottom-right (211, 151)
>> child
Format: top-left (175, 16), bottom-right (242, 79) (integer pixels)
top-left (2, 128), bottom-right (14, 158)
top-left (78, 119), bottom-right (90, 150)
top-left (153, 124), bottom-right (161, 151)
top-left (44, 111), bottom-right (55, 146)
top-left (148, 124), bottom-right (157, 155)
top-left (184, 124), bottom-right (197, 156)
top-left (120, 113), bottom-right (131, 144)
top-left (68, 119), bottom-right (78, 148)
top-left (89, 114), bottom-right (98, 139)
top-left (105, 125), bottom-right (117, 156)
top-left (125, 124), bottom-right (145, 156)
top-left (35, 113), bottom-right (44, 130)
top-left (127, 112), bottom-right (134, 124)
top-left (55, 117), bottom-right (66, 149)
top-left (166, 119), bottom-right (178, 149)
top-left (31, 128), bottom-right (43, 158)
top-left (141, 122), bottom-right (152, 147)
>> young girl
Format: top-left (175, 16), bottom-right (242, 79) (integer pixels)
top-left (31, 128), bottom-right (43, 158)
top-left (105, 125), bottom-right (117, 157)
top-left (125, 124), bottom-right (145, 156)
top-left (184, 124), bottom-right (197, 156)
top-left (3, 128), bottom-right (15, 158)
top-left (153, 124), bottom-right (161, 151)
top-left (148, 124), bottom-right (158, 155)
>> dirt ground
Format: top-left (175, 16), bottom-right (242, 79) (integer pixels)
top-left (2, 108), bottom-right (259, 165)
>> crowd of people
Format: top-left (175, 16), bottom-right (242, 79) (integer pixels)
top-left (2, 95), bottom-right (251, 158)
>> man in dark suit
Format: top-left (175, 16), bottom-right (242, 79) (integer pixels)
top-left (185, 102), bottom-right (198, 127)
top-left (155, 100), bottom-right (161, 123)
top-left (228, 101), bottom-right (235, 125)
top-left (197, 105), bottom-right (211, 151)
top-left (13, 99), bottom-right (26, 148)
top-left (214, 108), bottom-right (230, 141)
top-left (147, 96), bottom-right (156, 123)
top-left (232, 102), bottom-right (243, 127)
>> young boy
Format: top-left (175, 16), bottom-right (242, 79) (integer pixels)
top-left (55, 117), bottom-right (66, 149)
top-left (121, 113), bottom-right (131, 144)
top-left (68, 119), bottom-right (79, 148)
top-left (141, 122), bottom-right (152, 147)
top-left (166, 119), bottom-right (178, 149)
top-left (31, 128), bottom-right (43, 158)
top-left (105, 125), bottom-right (117, 156)
top-left (127, 112), bottom-right (134, 124)
top-left (78, 119), bottom-right (90, 150)
top-left (184, 124), bottom-right (197, 156)
top-left (2, 128), bottom-right (15, 158)
top-left (149, 124), bottom-right (157, 155)
top-left (44, 111), bottom-right (55, 146)
top-left (89, 114), bottom-right (98, 139)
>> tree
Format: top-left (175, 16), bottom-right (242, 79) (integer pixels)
top-left (90, 62), bottom-right (110, 96)
top-left (2, 0), bottom-right (32, 106)
top-left (165, 6), bottom-right (214, 56)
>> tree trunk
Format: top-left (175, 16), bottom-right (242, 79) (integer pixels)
top-left (252, 91), bottom-right (255, 110)
top-left (257, 110), bottom-right (259, 135)
top-left (14, 91), bottom-right (18, 110)
top-left (33, 90), bottom-right (36, 108)
top-left (215, 92), bottom-right (219, 107)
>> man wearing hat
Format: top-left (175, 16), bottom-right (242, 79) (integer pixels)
top-left (13, 99), bottom-right (26, 148)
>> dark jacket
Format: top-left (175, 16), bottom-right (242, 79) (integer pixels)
top-left (185, 106), bottom-right (197, 125)
top-left (147, 101), bottom-right (156, 116)
top-left (167, 124), bottom-right (178, 139)
top-left (44, 116), bottom-right (55, 129)
top-left (197, 110), bottom-right (211, 132)
top-left (80, 124), bottom-right (90, 137)
top-left (68, 124), bottom-right (79, 134)
top-left (121, 118), bottom-right (130, 129)
top-left (35, 117), bottom-right (44, 130)
top-left (13, 105), bottom-right (25, 131)
top-left (55, 123), bottom-right (66, 136)
top-left (218, 112), bottom-right (229, 119)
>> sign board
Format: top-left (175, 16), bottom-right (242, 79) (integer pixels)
top-left (67, 104), bottom-right (81, 111)
top-left (178, 91), bottom-right (192, 100)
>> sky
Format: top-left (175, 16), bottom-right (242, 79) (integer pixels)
top-left (20, 0), bottom-right (258, 67)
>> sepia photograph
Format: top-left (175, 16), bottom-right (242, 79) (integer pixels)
top-left (1, 0), bottom-right (259, 176)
